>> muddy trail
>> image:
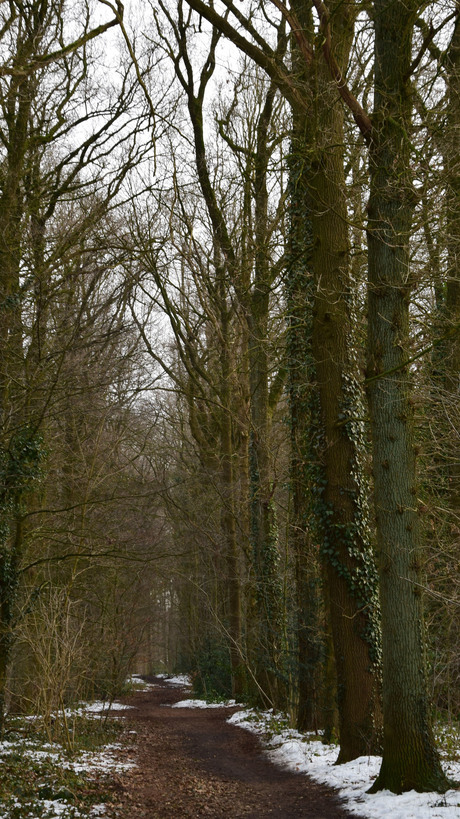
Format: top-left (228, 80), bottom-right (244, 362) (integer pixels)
top-left (107, 677), bottom-right (364, 819)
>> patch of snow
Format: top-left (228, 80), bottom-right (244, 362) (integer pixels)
top-left (4, 735), bottom-right (137, 779)
top-left (0, 798), bottom-right (20, 819)
top-left (17, 700), bottom-right (134, 723)
top-left (126, 675), bottom-right (159, 691)
top-left (0, 713), bottom-right (138, 818)
top-left (171, 698), bottom-right (236, 709)
top-left (228, 710), bottom-right (460, 819)
top-left (1, 798), bottom-right (85, 818)
top-left (41, 799), bottom-right (82, 817)
top-left (0, 740), bottom-right (23, 755)
top-left (48, 700), bottom-right (136, 719)
top-left (23, 748), bottom-right (63, 763)
top-left (69, 744), bottom-right (137, 775)
top-left (81, 701), bottom-right (134, 713)
top-left (164, 674), bottom-right (192, 687)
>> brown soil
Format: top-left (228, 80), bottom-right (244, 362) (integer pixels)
top-left (107, 677), bottom-right (364, 819)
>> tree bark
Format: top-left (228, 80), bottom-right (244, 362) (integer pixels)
top-left (287, 100), bottom-right (324, 732)
top-left (0, 28), bottom-right (37, 734)
top-left (444, 5), bottom-right (460, 511)
top-left (366, 0), bottom-right (449, 793)
top-left (218, 268), bottom-right (244, 698)
top-left (290, 0), bottom-right (381, 762)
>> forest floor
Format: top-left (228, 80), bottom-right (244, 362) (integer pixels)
top-left (1, 677), bottom-right (459, 817)
top-left (106, 677), bottom-right (363, 819)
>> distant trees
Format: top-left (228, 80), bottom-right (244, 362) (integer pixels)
top-left (10, 211), bottom-right (168, 716)
top-left (125, 4), bottom-right (291, 704)
top-left (0, 0), bottom-right (156, 727)
top-left (399, 0), bottom-right (460, 750)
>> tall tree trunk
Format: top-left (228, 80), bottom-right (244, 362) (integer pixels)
top-left (168, 24), bottom-right (288, 704)
top-left (366, 0), bottom-right (449, 793)
top-left (247, 83), bottom-right (286, 709)
top-left (444, 6), bottom-right (460, 511)
top-left (290, 0), bottom-right (381, 762)
top-left (310, 113), bottom-right (381, 759)
top-left (287, 124), bottom-right (324, 732)
top-left (0, 59), bottom-right (35, 733)
top-left (218, 269), bottom-right (244, 697)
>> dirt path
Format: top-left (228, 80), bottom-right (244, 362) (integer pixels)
top-left (108, 677), bottom-right (363, 819)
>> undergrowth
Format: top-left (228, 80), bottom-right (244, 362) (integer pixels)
top-left (435, 722), bottom-right (460, 763)
top-left (0, 713), bottom-right (125, 818)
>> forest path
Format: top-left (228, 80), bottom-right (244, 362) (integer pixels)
top-left (108, 677), bottom-right (363, 819)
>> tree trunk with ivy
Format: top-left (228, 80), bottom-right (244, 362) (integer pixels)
top-left (288, 0), bottom-right (382, 762)
top-left (444, 7), bottom-right (460, 516)
top-left (247, 81), bottom-right (286, 709)
top-left (217, 265), bottom-right (244, 698)
top-left (286, 51), bottom-right (324, 731)
top-left (366, 0), bottom-right (449, 793)
top-left (0, 17), bottom-right (39, 732)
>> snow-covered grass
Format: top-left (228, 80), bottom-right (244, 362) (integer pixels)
top-left (125, 674), bottom-right (158, 691)
top-left (128, 671), bottom-right (193, 690)
top-left (0, 798), bottom-right (109, 819)
top-left (67, 743), bottom-right (136, 775)
top-left (227, 709), bottom-right (460, 819)
top-left (163, 674), bottom-right (192, 687)
top-left (0, 709), bottom-right (136, 819)
top-left (171, 698), bottom-right (236, 709)
top-left (22, 701), bottom-right (134, 723)
top-left (77, 701), bottom-right (134, 714)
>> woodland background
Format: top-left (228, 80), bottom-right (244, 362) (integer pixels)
top-left (0, 0), bottom-right (459, 795)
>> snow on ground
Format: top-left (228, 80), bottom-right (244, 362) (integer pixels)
top-left (228, 709), bottom-right (460, 819)
top-left (171, 698), bottom-right (236, 709)
top-left (22, 701), bottom-right (136, 721)
top-left (68, 743), bottom-right (137, 775)
top-left (0, 800), bottom-right (109, 819)
top-left (0, 735), bottom-right (137, 775)
top-left (129, 671), bottom-right (192, 688)
top-left (23, 701), bottom-right (134, 719)
top-left (126, 674), bottom-right (158, 691)
top-left (79, 701), bottom-right (134, 713)
top-left (164, 674), bottom-right (192, 687)
top-left (0, 712), bottom-right (138, 819)
top-left (0, 798), bottom-right (81, 819)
